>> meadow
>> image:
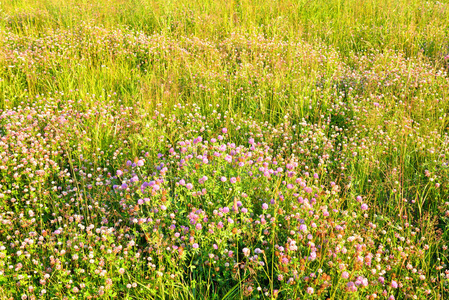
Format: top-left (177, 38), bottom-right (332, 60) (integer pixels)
top-left (0, 0), bottom-right (448, 299)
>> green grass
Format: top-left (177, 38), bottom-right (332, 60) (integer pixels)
top-left (0, 0), bottom-right (448, 299)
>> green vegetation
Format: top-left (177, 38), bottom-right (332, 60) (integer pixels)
top-left (0, 0), bottom-right (448, 299)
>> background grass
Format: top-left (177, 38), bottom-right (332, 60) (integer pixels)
top-left (0, 0), bottom-right (448, 299)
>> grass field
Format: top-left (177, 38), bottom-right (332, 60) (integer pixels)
top-left (0, 0), bottom-right (449, 299)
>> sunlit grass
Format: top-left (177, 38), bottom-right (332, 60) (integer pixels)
top-left (0, 0), bottom-right (448, 299)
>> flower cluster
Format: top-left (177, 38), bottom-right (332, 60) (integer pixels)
top-left (0, 1), bottom-right (448, 299)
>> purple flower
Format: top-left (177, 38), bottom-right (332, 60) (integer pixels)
top-left (391, 280), bottom-right (398, 289)
top-left (198, 176), bottom-right (208, 184)
top-left (262, 203), bottom-right (268, 210)
top-left (116, 170), bottom-right (123, 176)
top-left (356, 276), bottom-right (368, 287)
top-left (195, 223), bottom-right (202, 230)
top-left (309, 251), bottom-right (316, 260)
top-left (361, 203), bottom-right (369, 211)
top-left (347, 282), bottom-right (357, 292)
